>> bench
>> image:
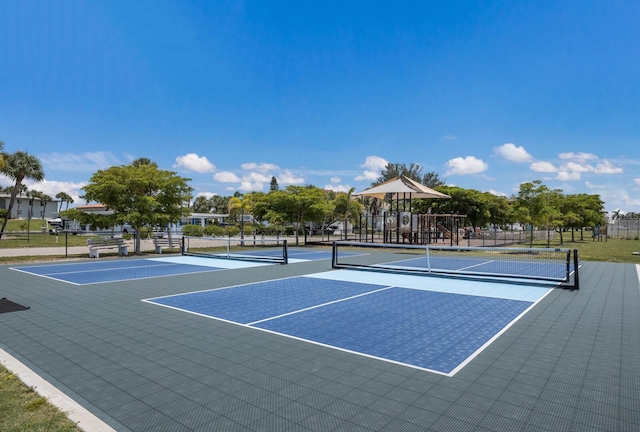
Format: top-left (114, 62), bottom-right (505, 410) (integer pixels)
top-left (87, 238), bottom-right (129, 258)
top-left (153, 237), bottom-right (181, 254)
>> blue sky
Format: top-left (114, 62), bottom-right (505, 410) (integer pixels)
top-left (1, 0), bottom-right (639, 214)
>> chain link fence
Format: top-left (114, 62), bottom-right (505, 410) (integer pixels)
top-left (607, 217), bottom-right (640, 240)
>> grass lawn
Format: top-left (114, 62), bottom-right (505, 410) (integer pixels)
top-left (0, 364), bottom-right (80, 431)
top-left (526, 237), bottom-right (640, 263)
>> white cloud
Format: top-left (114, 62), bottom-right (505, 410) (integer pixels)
top-left (558, 152), bottom-right (597, 161)
top-left (493, 143), bottom-right (533, 163)
top-left (585, 181), bottom-right (605, 189)
top-left (324, 183), bottom-right (351, 193)
top-left (445, 156), bottom-right (488, 176)
top-left (278, 170), bottom-right (305, 185)
top-left (530, 161), bottom-right (557, 172)
top-left (634, 178), bottom-right (640, 188)
top-left (561, 161), bottom-right (592, 173)
top-left (174, 153), bottom-right (215, 173)
top-left (355, 155), bottom-right (387, 181)
top-left (39, 151), bottom-right (125, 172)
top-left (443, 135), bottom-right (457, 141)
top-left (241, 162), bottom-right (279, 171)
top-left (238, 181), bottom-right (264, 192)
top-left (556, 171), bottom-right (581, 181)
top-left (244, 172), bottom-right (271, 183)
top-left (355, 170), bottom-right (380, 181)
top-left (593, 160), bottom-right (623, 174)
top-left (361, 155), bottom-right (388, 171)
top-left (214, 171), bottom-right (241, 182)
top-left (488, 189), bottom-right (508, 197)
top-left (330, 177), bottom-right (341, 183)
top-left (194, 191), bottom-right (217, 198)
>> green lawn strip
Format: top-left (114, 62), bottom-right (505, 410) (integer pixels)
top-left (0, 363), bottom-right (80, 432)
top-left (523, 238), bottom-right (640, 263)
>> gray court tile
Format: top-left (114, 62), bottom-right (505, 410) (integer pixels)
top-left (1, 258), bottom-right (638, 431)
top-left (431, 415), bottom-right (479, 431)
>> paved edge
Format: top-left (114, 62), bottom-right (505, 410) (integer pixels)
top-left (0, 348), bottom-right (117, 432)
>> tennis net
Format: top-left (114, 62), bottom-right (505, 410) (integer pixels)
top-left (332, 241), bottom-right (578, 288)
top-left (182, 236), bottom-right (288, 264)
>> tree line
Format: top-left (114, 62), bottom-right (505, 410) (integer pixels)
top-left (1, 141), bottom-right (608, 249)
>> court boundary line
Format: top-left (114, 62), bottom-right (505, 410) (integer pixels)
top-left (143, 273), bottom-right (550, 376)
top-left (448, 286), bottom-right (556, 375)
top-left (141, 274), bottom-right (308, 301)
top-left (246, 286), bottom-right (393, 325)
top-left (9, 267), bottom-right (83, 286)
top-left (10, 259), bottom-right (231, 286)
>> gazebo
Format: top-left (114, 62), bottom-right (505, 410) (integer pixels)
top-left (353, 176), bottom-right (464, 244)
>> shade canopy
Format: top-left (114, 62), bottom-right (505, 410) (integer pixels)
top-left (352, 176), bottom-right (451, 200)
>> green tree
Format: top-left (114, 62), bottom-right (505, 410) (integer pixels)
top-left (27, 190), bottom-right (42, 220)
top-left (513, 180), bottom-right (552, 247)
top-left (0, 140), bottom-right (5, 170)
top-left (332, 188), bottom-right (363, 240)
top-left (228, 193), bottom-right (254, 241)
top-left (421, 171), bottom-right (446, 188)
top-left (262, 186), bottom-right (330, 245)
top-left (228, 194), bottom-right (253, 223)
top-left (192, 195), bottom-right (212, 213)
top-left (78, 160), bottom-right (192, 253)
top-left (269, 176), bottom-right (279, 191)
top-left (40, 193), bottom-right (53, 220)
top-left (424, 186), bottom-right (491, 228)
top-left (375, 162), bottom-right (423, 184)
top-left (210, 195), bottom-right (229, 214)
top-left (0, 151), bottom-right (45, 238)
top-left (55, 191), bottom-right (74, 213)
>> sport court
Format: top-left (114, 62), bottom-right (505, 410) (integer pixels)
top-left (1, 242), bottom-right (638, 431)
top-left (10, 247), bottom-right (338, 285)
top-left (145, 270), bottom-right (551, 375)
top-left (13, 244), bottom-right (560, 376)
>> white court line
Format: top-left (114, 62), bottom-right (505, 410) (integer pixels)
top-left (247, 286), bottom-right (393, 325)
top-left (306, 269), bottom-right (553, 302)
top-left (9, 268), bottom-right (83, 286)
top-left (0, 348), bottom-right (117, 432)
top-left (448, 286), bottom-right (556, 375)
top-left (148, 255), bottom-right (271, 269)
top-left (30, 261), bottom-right (185, 277)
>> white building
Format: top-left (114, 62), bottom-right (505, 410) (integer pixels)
top-left (0, 193), bottom-right (59, 220)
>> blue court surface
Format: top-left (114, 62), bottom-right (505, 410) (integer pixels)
top-left (10, 256), bottom-right (271, 285)
top-left (287, 248), bottom-right (349, 262)
top-left (144, 271), bottom-right (552, 375)
top-left (9, 249), bottom-right (352, 285)
top-left (381, 255), bottom-right (572, 281)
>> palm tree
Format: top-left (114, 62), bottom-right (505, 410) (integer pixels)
top-left (0, 140), bottom-right (5, 170)
top-left (228, 194), bottom-right (253, 243)
top-left (14, 184), bottom-right (28, 220)
top-left (40, 193), bottom-right (53, 219)
top-left (0, 151), bottom-right (45, 238)
top-left (55, 191), bottom-right (74, 213)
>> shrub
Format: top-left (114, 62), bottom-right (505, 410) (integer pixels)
top-left (182, 224), bottom-right (204, 236)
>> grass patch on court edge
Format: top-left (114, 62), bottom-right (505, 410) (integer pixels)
top-left (524, 237), bottom-right (640, 263)
top-left (0, 363), bottom-right (80, 432)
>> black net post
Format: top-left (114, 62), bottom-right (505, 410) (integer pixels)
top-left (572, 249), bottom-right (580, 291)
top-left (282, 239), bottom-right (288, 264)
